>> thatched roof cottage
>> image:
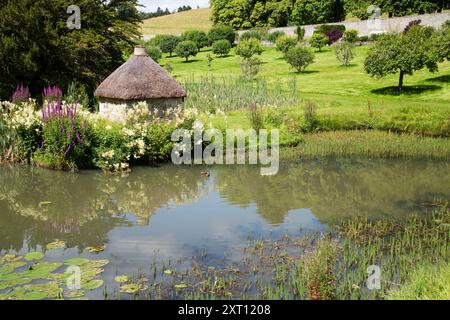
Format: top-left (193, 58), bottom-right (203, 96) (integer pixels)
top-left (94, 45), bottom-right (186, 122)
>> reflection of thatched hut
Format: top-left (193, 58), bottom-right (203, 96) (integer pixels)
top-left (94, 45), bottom-right (186, 122)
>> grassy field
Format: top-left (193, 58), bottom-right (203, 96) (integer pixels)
top-left (141, 8), bottom-right (212, 35)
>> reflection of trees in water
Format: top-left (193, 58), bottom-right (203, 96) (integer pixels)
top-left (214, 159), bottom-right (450, 225)
top-left (0, 165), bottom-right (205, 251)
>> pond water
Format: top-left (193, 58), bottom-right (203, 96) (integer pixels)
top-left (0, 158), bottom-right (449, 298)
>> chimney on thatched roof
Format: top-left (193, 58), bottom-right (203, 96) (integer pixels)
top-left (94, 45), bottom-right (186, 100)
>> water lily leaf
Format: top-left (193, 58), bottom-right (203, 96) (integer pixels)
top-left (0, 254), bottom-right (21, 265)
top-left (46, 240), bottom-right (66, 250)
top-left (0, 261), bottom-right (27, 275)
top-left (164, 270), bottom-right (173, 275)
top-left (64, 290), bottom-right (85, 298)
top-left (64, 258), bottom-right (89, 266)
top-left (22, 291), bottom-right (48, 300)
top-left (25, 262), bottom-right (63, 280)
top-left (86, 246), bottom-right (106, 253)
top-left (82, 259), bottom-right (109, 269)
top-left (174, 283), bottom-right (188, 289)
top-left (24, 252), bottom-right (45, 261)
top-left (24, 281), bottom-right (60, 299)
top-left (120, 283), bottom-right (142, 294)
top-left (81, 279), bottom-right (104, 290)
top-left (114, 275), bottom-right (129, 283)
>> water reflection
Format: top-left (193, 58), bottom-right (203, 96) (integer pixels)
top-left (0, 159), bottom-right (448, 254)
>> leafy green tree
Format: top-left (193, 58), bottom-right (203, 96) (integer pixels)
top-left (210, 0), bottom-right (250, 29)
top-left (285, 46), bottom-right (315, 73)
top-left (240, 30), bottom-right (263, 41)
top-left (175, 40), bottom-right (198, 61)
top-left (181, 30), bottom-right (209, 52)
top-left (291, 0), bottom-right (345, 25)
top-left (343, 29), bottom-right (359, 43)
top-left (364, 26), bottom-right (440, 89)
top-left (154, 35), bottom-right (180, 57)
top-left (145, 45), bottom-right (162, 62)
top-left (267, 31), bottom-right (286, 43)
top-left (0, 0), bottom-right (140, 101)
top-left (334, 42), bottom-right (354, 66)
top-left (212, 40), bottom-right (232, 57)
top-left (310, 33), bottom-right (328, 52)
top-left (208, 25), bottom-right (236, 45)
top-left (435, 23), bottom-right (450, 62)
top-left (235, 38), bottom-right (263, 60)
top-left (275, 36), bottom-right (298, 56)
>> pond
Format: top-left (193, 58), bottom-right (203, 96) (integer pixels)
top-left (0, 158), bottom-right (449, 299)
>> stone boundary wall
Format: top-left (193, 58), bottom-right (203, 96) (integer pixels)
top-left (237, 12), bottom-right (450, 38)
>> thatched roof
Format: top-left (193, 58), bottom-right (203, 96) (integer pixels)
top-left (94, 46), bottom-right (186, 100)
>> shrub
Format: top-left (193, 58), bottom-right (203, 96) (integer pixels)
top-left (302, 100), bottom-right (318, 132)
top-left (403, 19), bottom-right (421, 34)
top-left (181, 30), bottom-right (209, 51)
top-left (65, 81), bottom-right (90, 109)
top-left (145, 45), bottom-right (162, 62)
top-left (240, 57), bottom-right (262, 79)
top-left (316, 24), bottom-right (346, 35)
top-left (145, 123), bottom-right (175, 163)
top-left (36, 103), bottom-right (93, 170)
top-left (275, 35), bottom-right (298, 56)
top-left (175, 41), bottom-right (198, 61)
top-left (310, 33), bottom-right (328, 52)
top-left (324, 28), bottom-right (343, 44)
top-left (343, 29), bottom-right (358, 43)
top-left (247, 103), bottom-right (264, 132)
top-left (267, 31), bottom-right (285, 43)
top-left (164, 61), bottom-right (173, 74)
top-left (285, 46), bottom-right (315, 73)
top-left (240, 30), bottom-right (262, 41)
top-left (153, 35), bottom-right (180, 57)
top-left (208, 25), bottom-right (236, 45)
top-left (334, 42), bottom-right (354, 66)
top-left (296, 27), bottom-right (305, 41)
top-left (212, 40), bottom-right (231, 57)
top-left (357, 35), bottom-right (369, 42)
top-left (235, 38), bottom-right (263, 59)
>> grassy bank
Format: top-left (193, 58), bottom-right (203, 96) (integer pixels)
top-left (107, 204), bottom-right (449, 300)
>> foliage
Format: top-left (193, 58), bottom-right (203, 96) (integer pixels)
top-left (334, 42), bottom-right (355, 66)
top-left (290, 0), bottom-right (345, 26)
top-left (316, 24), bottom-right (346, 35)
top-left (241, 57), bottom-right (263, 79)
top-left (43, 86), bottom-right (62, 104)
top-left (310, 33), bottom-right (328, 52)
top-left (364, 26), bottom-right (440, 89)
top-left (65, 82), bottom-right (90, 110)
top-left (267, 31), bottom-right (286, 43)
top-left (145, 45), bottom-right (163, 62)
top-left (302, 100), bottom-right (318, 132)
top-left (235, 38), bottom-right (263, 60)
top-left (176, 41), bottom-right (198, 61)
top-left (152, 35), bottom-right (180, 57)
top-left (247, 103), bottom-right (265, 132)
top-left (284, 46), bottom-right (315, 73)
top-left (181, 30), bottom-right (209, 51)
top-left (296, 27), bottom-right (305, 41)
top-left (11, 85), bottom-right (31, 104)
top-left (324, 28), bottom-right (344, 44)
top-left (208, 25), bottom-right (236, 45)
top-left (275, 36), bottom-right (298, 56)
top-left (435, 23), bottom-right (450, 62)
top-left (0, 0), bottom-right (141, 101)
top-left (212, 40), bottom-right (232, 57)
top-left (343, 29), bottom-right (358, 43)
top-left (240, 30), bottom-right (263, 41)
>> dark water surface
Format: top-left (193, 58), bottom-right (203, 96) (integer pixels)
top-left (0, 159), bottom-right (449, 297)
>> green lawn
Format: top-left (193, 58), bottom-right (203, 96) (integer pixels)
top-left (162, 45), bottom-right (450, 112)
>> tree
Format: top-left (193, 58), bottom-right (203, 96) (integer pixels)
top-left (343, 29), bottom-right (358, 43)
top-left (240, 30), bottom-right (263, 41)
top-left (0, 0), bottom-right (141, 101)
top-left (145, 45), bottom-right (162, 62)
top-left (275, 36), bottom-right (298, 56)
top-left (212, 40), bottom-right (232, 57)
top-left (182, 30), bottom-right (209, 52)
top-left (334, 42), bottom-right (354, 66)
top-left (434, 23), bottom-right (450, 62)
top-left (310, 33), bottom-right (328, 52)
top-left (155, 35), bottom-right (180, 57)
top-left (291, 0), bottom-right (345, 25)
top-left (235, 38), bottom-right (263, 60)
top-left (296, 27), bottom-right (306, 41)
top-left (285, 46), bottom-right (315, 73)
top-left (175, 41), bottom-right (198, 61)
top-left (208, 25), bottom-right (236, 46)
top-left (364, 26), bottom-right (440, 89)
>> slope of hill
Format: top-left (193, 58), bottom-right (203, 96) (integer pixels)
top-left (141, 8), bottom-right (212, 36)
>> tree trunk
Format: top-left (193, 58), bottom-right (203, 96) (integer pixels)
top-left (398, 70), bottom-right (404, 90)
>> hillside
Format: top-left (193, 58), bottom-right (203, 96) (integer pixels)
top-left (141, 8), bottom-right (212, 36)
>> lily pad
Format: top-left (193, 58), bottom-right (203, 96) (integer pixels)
top-left (164, 270), bottom-right (173, 275)
top-left (81, 279), bottom-right (104, 290)
top-left (0, 261), bottom-right (27, 275)
top-left (24, 252), bottom-right (45, 261)
top-left (114, 275), bottom-right (129, 283)
top-left (64, 258), bottom-right (89, 266)
top-left (46, 240), bottom-right (66, 250)
top-left (64, 290), bottom-right (85, 298)
top-left (82, 259), bottom-right (109, 269)
top-left (86, 246), bottom-right (106, 253)
top-left (0, 254), bottom-right (21, 264)
top-left (120, 283), bottom-right (143, 294)
top-left (174, 283), bottom-right (188, 289)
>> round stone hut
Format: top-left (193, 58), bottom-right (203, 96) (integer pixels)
top-left (94, 45), bottom-right (186, 122)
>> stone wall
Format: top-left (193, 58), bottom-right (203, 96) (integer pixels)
top-left (99, 98), bottom-right (184, 123)
top-left (237, 12), bottom-right (450, 38)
